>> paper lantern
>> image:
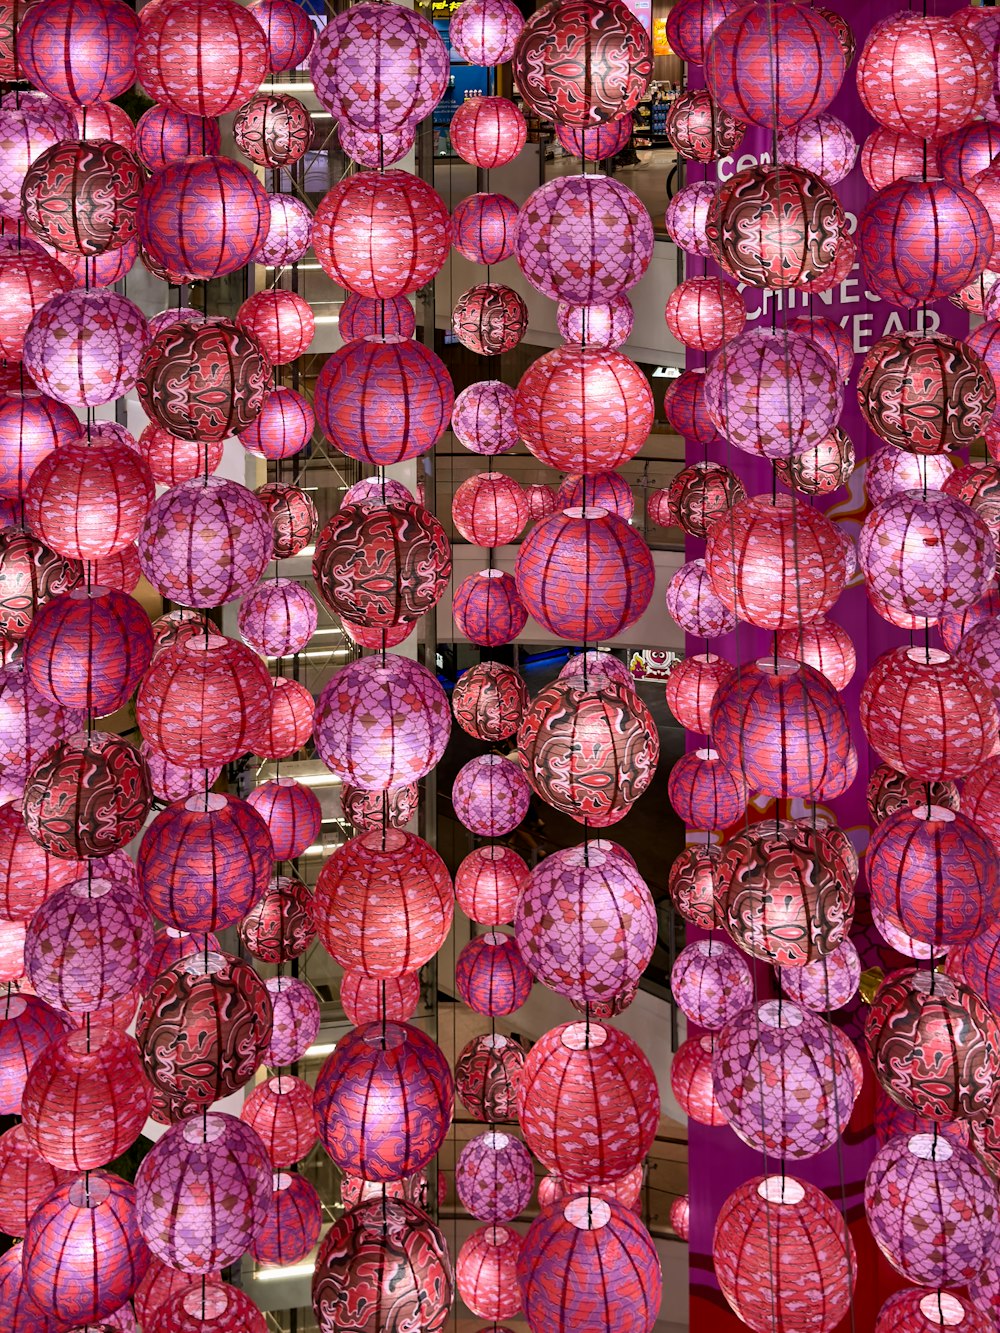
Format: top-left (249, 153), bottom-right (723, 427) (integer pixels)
top-left (457, 1132), bottom-right (533, 1223)
top-left (137, 634), bottom-right (273, 768)
top-left (0, 666), bottom-right (83, 804)
top-left (667, 461), bottom-right (742, 536)
top-left (340, 969), bottom-right (421, 1027)
top-left (338, 294), bottom-right (413, 345)
top-left (336, 121), bottom-right (414, 168)
top-left (340, 780), bottom-right (418, 833)
top-left (22, 289), bottom-right (147, 409)
top-left (21, 139), bottom-right (140, 259)
top-left (519, 1021), bottom-right (658, 1181)
top-left (246, 0), bottom-right (313, 69)
top-left (314, 1021), bottom-right (453, 1181)
top-left (238, 384), bottom-right (313, 462)
top-left (667, 844), bottom-right (722, 929)
top-left (236, 289), bottom-right (313, 366)
top-left (713, 1175), bottom-right (855, 1333)
top-left (671, 939), bottom-right (751, 1031)
top-left (450, 0), bottom-right (522, 62)
top-left (785, 314), bottom-right (854, 383)
top-left (522, 483), bottom-right (556, 520)
top-left (0, 105), bottom-right (63, 220)
top-left (455, 846), bottom-right (528, 928)
top-left (452, 282), bottom-right (527, 355)
top-left (777, 939), bottom-right (861, 1014)
top-left (0, 390), bottom-right (76, 503)
top-left (0, 993), bottom-right (67, 1114)
top-left (773, 428), bottom-right (855, 499)
top-left (450, 95), bottom-right (525, 169)
top-left (457, 1032), bottom-right (524, 1123)
top-left (236, 579), bottom-right (316, 660)
top-left (664, 653), bottom-right (733, 734)
top-left (662, 372), bottom-right (720, 449)
top-left (147, 1281), bottom-right (266, 1333)
top-left (518, 1197), bottom-right (660, 1333)
top-left (555, 471), bottom-right (633, 519)
top-left (706, 165), bottom-right (844, 289)
top-left (22, 1024), bottom-right (151, 1170)
top-left (136, 0), bottom-right (267, 116)
top-left (452, 662), bottom-right (526, 744)
top-left (0, 530), bottom-right (78, 643)
top-left (451, 385), bottom-right (517, 462)
top-left (142, 925), bottom-right (218, 989)
top-left (254, 675), bottom-right (314, 761)
top-left (664, 180), bottom-right (715, 256)
top-left (772, 618), bottom-right (856, 692)
top-left (516, 844), bottom-right (655, 1008)
top-left (513, 0), bottom-right (651, 125)
top-left (0, 253), bottom-right (73, 368)
top-left (250, 1171), bottom-right (322, 1268)
top-left (22, 1170), bottom-right (147, 1326)
top-left (150, 610), bottom-right (211, 660)
top-left (866, 1133), bottom-right (997, 1286)
top-left (868, 763), bottom-right (960, 827)
top-left (134, 107), bottom-right (221, 170)
top-left (136, 1112), bottom-right (272, 1271)
top-left (865, 444), bottom-right (954, 508)
top-left (311, 1197), bottom-right (452, 1333)
top-left (244, 780), bottom-right (320, 865)
top-left (665, 87), bottom-right (745, 162)
top-left (857, 13), bottom-right (991, 139)
top-left (240, 874), bottom-right (315, 965)
top-left (664, 276), bottom-right (745, 352)
top-left (939, 121), bottom-right (1000, 192)
top-left (861, 125), bottom-right (939, 191)
top-left (241, 1074), bottom-right (317, 1169)
top-left (453, 569), bottom-right (527, 646)
top-left (313, 829), bottom-right (452, 978)
top-left (255, 481), bottom-right (317, 559)
top-left (137, 319), bottom-right (270, 443)
top-left (860, 646), bottom-right (997, 781)
top-left (711, 657), bottom-right (853, 799)
top-left (866, 968), bottom-right (1000, 1121)
top-left (254, 191), bottom-right (312, 267)
top-left (137, 424), bottom-right (222, 487)
top-left (234, 93), bottom-right (311, 168)
top-left (0, 1123), bottom-right (70, 1238)
top-left (455, 932), bottom-right (532, 1017)
top-left (314, 654), bottom-right (450, 789)
top-left (665, 0), bottom-right (739, 62)
top-left (556, 295), bottom-right (634, 348)
top-left (313, 170), bottom-right (449, 298)
top-left (18, 0), bottom-right (137, 105)
top-left (457, 1225), bottom-right (520, 1321)
top-left (777, 112), bottom-right (857, 183)
top-left (454, 474), bottom-right (529, 548)
top-left (315, 337), bottom-right (452, 464)
top-left (265, 976), bottom-right (320, 1067)
top-left (876, 1290), bottom-right (992, 1333)
top-left (667, 747), bottom-right (747, 831)
top-left (452, 192), bottom-right (518, 265)
top-left (514, 176), bottom-right (652, 305)
top-left (671, 1033), bottom-right (723, 1123)
top-left (452, 755), bottom-right (530, 839)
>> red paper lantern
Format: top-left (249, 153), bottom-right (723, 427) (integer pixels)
top-left (664, 276), bottom-right (745, 351)
top-left (239, 384), bottom-right (314, 461)
top-left (313, 829), bottom-right (453, 978)
top-left (861, 126), bottom-right (940, 190)
top-left (340, 969), bottom-right (421, 1026)
top-left (665, 653), bottom-right (735, 733)
top-left (455, 845), bottom-right (529, 925)
top-left (241, 1074), bottom-right (317, 1169)
top-left (775, 617), bottom-right (857, 691)
top-left (0, 251), bottom-right (73, 366)
top-left (451, 95), bottom-right (525, 168)
top-left (454, 568), bottom-right (528, 646)
top-left (234, 93), bottom-right (311, 168)
top-left (0, 1122), bottom-right (70, 1237)
top-left (252, 675), bottom-right (313, 760)
top-left (135, 106), bottom-right (221, 170)
top-left (339, 292), bottom-right (415, 342)
top-left (668, 844), bottom-right (722, 929)
top-left (555, 471), bottom-right (633, 520)
top-left (148, 1281), bottom-right (266, 1333)
top-left (245, 777), bottom-right (321, 862)
top-left (450, 0), bottom-right (523, 63)
top-left (18, 0), bottom-right (138, 106)
top-left (250, 0), bottom-right (314, 68)
top-left (250, 1172), bottom-right (322, 1268)
top-left (665, 87), bottom-right (745, 162)
top-left (668, 747), bottom-right (748, 830)
top-left (665, 0), bottom-right (739, 62)
top-left (662, 369), bottom-right (720, 446)
top-left (452, 192), bottom-right (519, 265)
top-left (137, 423), bottom-right (223, 486)
top-left (452, 472), bottom-right (528, 546)
top-left (134, 1259), bottom-right (215, 1330)
top-left (0, 993), bottom-right (67, 1115)
top-left (136, 0), bottom-right (268, 116)
top-left (237, 289), bottom-right (314, 365)
top-left (458, 1225), bottom-right (521, 1321)
top-left (456, 932), bottom-right (532, 1016)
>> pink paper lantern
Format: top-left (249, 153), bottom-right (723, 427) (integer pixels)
top-left (775, 617), bottom-right (857, 691)
top-left (452, 192), bottom-right (519, 265)
top-left (665, 653), bottom-right (735, 734)
top-left (249, 0), bottom-right (314, 69)
top-left (455, 845), bottom-right (529, 926)
top-left (458, 1224), bottom-right (521, 1321)
top-left (264, 975), bottom-right (320, 1067)
top-left (452, 472), bottom-right (528, 547)
top-left (777, 112), bottom-right (857, 183)
top-left (664, 180), bottom-right (715, 256)
top-left (23, 436), bottom-right (153, 561)
top-left (876, 1289), bottom-right (992, 1333)
top-left (136, 0), bottom-right (268, 116)
top-left (147, 1281), bottom-right (266, 1333)
top-left (22, 289), bottom-right (147, 407)
top-left (0, 391), bottom-right (77, 503)
top-left (664, 276), bottom-right (745, 352)
top-left (452, 661), bottom-right (527, 745)
top-left (452, 282), bottom-right (527, 355)
top-left (671, 938), bottom-right (752, 1030)
top-left (665, 90), bottom-right (744, 162)
top-left (667, 746), bottom-right (749, 828)
top-left (253, 675), bottom-right (314, 761)
top-left (452, 754), bottom-right (530, 838)
top-left (250, 1171), bottom-right (322, 1268)
top-left (555, 470), bottom-right (634, 519)
top-left (240, 1074), bottom-right (318, 1169)
top-left (451, 94), bottom-right (525, 168)
top-left (556, 295), bottom-right (634, 349)
top-left (671, 1032), bottom-right (725, 1125)
top-left (340, 969), bottom-right (421, 1026)
top-left (665, 559), bottom-right (737, 637)
top-left (142, 925), bottom-right (219, 990)
top-left (245, 777), bottom-right (321, 862)
top-left (787, 314), bottom-right (855, 382)
top-left (336, 121), bottom-right (413, 168)
top-left (450, 0), bottom-right (523, 63)
top-left (0, 1122), bottom-right (70, 1238)
top-left (0, 668), bottom-right (83, 803)
top-left (663, 374), bottom-right (723, 449)
top-left (239, 384), bottom-right (314, 461)
top-left (457, 1130), bottom-right (533, 1222)
top-left (237, 579), bottom-right (317, 659)
top-left (21, 139), bottom-right (141, 258)
top-left (253, 192), bottom-right (312, 267)
top-left (778, 939), bottom-right (862, 1012)
top-left (454, 569), bottom-right (528, 646)
top-left (340, 779), bottom-right (419, 832)
top-left (237, 289), bottom-right (314, 365)
top-left (338, 292), bottom-right (415, 343)
top-left (137, 423), bottom-right (223, 487)
top-left (455, 932), bottom-right (532, 1016)
top-left (134, 107), bottom-right (221, 170)
top-left (861, 125), bottom-right (940, 190)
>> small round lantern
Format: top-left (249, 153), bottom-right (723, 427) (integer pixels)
top-left (667, 461), bottom-right (744, 536)
top-left (234, 93), bottom-right (311, 168)
top-left (21, 139), bottom-right (141, 257)
top-left (455, 845), bottom-right (529, 926)
top-left (668, 843), bottom-right (722, 929)
top-left (254, 676), bottom-right (314, 761)
top-left (458, 1224), bottom-right (521, 1321)
top-left (457, 1131), bottom-right (533, 1224)
top-left (256, 481), bottom-right (318, 559)
top-left (665, 88), bottom-right (745, 162)
top-left (240, 1074), bottom-right (317, 1169)
top-left (254, 192), bottom-right (312, 267)
top-left (672, 938), bottom-right (752, 1030)
top-left (453, 283), bottom-right (527, 355)
top-left (773, 429), bottom-right (855, 497)
top-left (340, 780), bottom-right (419, 832)
top-left (668, 748), bottom-right (747, 831)
top-left (777, 112), bottom-right (857, 183)
top-left (778, 939), bottom-right (861, 1012)
top-left (237, 579), bottom-right (317, 658)
top-left (245, 779), bottom-right (321, 862)
top-left (452, 754), bottom-right (530, 837)
top-left (134, 107), bottom-right (222, 170)
top-left (452, 380), bottom-right (518, 456)
top-left (457, 1032), bottom-right (524, 1123)
top-left (454, 569), bottom-right (529, 646)
top-left (450, 0), bottom-right (523, 63)
top-left (265, 976), bottom-right (320, 1068)
top-left (240, 874), bottom-right (316, 964)
top-left (251, 1172), bottom-right (322, 1268)
top-left (340, 969), bottom-right (421, 1026)
top-left (451, 95), bottom-right (526, 168)
top-left (664, 275), bottom-right (745, 352)
top-left (137, 424), bottom-right (223, 487)
top-left (456, 932), bottom-right (532, 1017)
top-left (556, 295), bottom-right (634, 349)
top-left (452, 192), bottom-right (519, 265)
top-left (862, 125), bottom-right (940, 190)
top-left (453, 661), bottom-right (527, 743)
top-left (239, 384), bottom-right (314, 461)
top-left (237, 289), bottom-right (314, 365)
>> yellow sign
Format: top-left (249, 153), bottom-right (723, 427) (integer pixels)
top-left (653, 17), bottom-right (672, 56)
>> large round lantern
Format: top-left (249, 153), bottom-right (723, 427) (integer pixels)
top-left (313, 170), bottom-right (449, 298)
top-left (667, 747), bottom-right (748, 830)
top-left (138, 793), bottom-right (272, 933)
top-left (705, 494), bottom-right (845, 628)
top-left (515, 176), bottom-right (652, 305)
top-left (513, 0), bottom-right (652, 125)
top-left (516, 509), bottom-right (653, 640)
top-left (876, 1289), bottom-right (992, 1333)
top-left (457, 1032), bottom-right (524, 1123)
top-left (518, 1197), bottom-right (660, 1333)
top-left (710, 657), bottom-right (852, 799)
top-left (315, 338), bottom-right (452, 465)
top-left (0, 665), bottom-right (84, 803)
top-left (311, 1198), bottom-right (452, 1333)
top-left (137, 634), bottom-right (273, 768)
top-left (856, 14), bottom-right (992, 140)
top-left (453, 661), bottom-right (527, 742)
top-left (313, 829), bottom-right (452, 978)
top-left (21, 139), bottom-right (141, 257)
top-left (514, 345), bottom-right (653, 472)
top-left (135, 106), bottom-right (221, 170)
top-left (713, 1175), bottom-right (855, 1333)
top-left (136, 0), bottom-right (268, 116)
top-left (517, 679), bottom-right (658, 826)
top-left (136, 1112), bottom-right (272, 1271)
top-left (457, 1224), bottom-right (520, 1321)
top-left (713, 1000), bottom-right (856, 1157)
top-left (866, 1133), bottom-right (997, 1286)
top-left (518, 1021), bottom-right (658, 1182)
top-left (314, 1022), bottom-right (453, 1182)
top-left (139, 156), bottom-right (269, 281)
top-left (705, 1), bottom-right (844, 129)
top-left (859, 646), bottom-right (997, 781)
top-left (137, 319), bottom-right (270, 443)
top-left (237, 579), bottom-right (317, 658)
top-left (21, 1025), bottom-right (151, 1170)
top-left (22, 289), bottom-right (147, 407)
top-left (516, 844), bottom-right (656, 1007)
top-left (457, 1131), bottom-right (533, 1222)
top-left (0, 993), bottom-right (68, 1116)
top-left (0, 390), bottom-right (77, 501)
top-left (251, 1172), bottom-right (322, 1268)
top-left (866, 968), bottom-right (1000, 1121)
top-left (22, 1170), bottom-right (146, 1326)
top-left (18, 0), bottom-right (138, 105)
top-left (671, 939), bottom-right (752, 1030)
top-left (452, 755), bottom-right (530, 837)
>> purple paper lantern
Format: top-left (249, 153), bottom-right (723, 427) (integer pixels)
top-left (515, 175), bottom-right (653, 304)
top-left (135, 1113), bottom-right (273, 1273)
top-left (454, 569), bottom-right (528, 646)
top-left (515, 843), bottom-right (657, 1008)
top-left (452, 754), bottom-right (530, 837)
top-left (0, 993), bottom-right (67, 1116)
top-left (0, 664), bottom-right (83, 802)
top-left (17, 0), bottom-right (138, 105)
top-left (138, 477), bottom-right (272, 609)
top-left (338, 292), bottom-right (415, 342)
top-left (452, 192), bottom-right (519, 265)
top-left (253, 193), bottom-right (312, 267)
top-left (865, 443), bottom-right (954, 506)
top-left (666, 559), bottom-right (738, 637)
top-left (452, 380), bottom-right (518, 456)
top-left (250, 1171), bottom-right (322, 1267)
top-left (456, 1131), bottom-right (533, 1223)
top-left (776, 112), bottom-right (857, 183)
top-left (555, 470), bottom-right (634, 519)
top-left (336, 120), bottom-right (414, 168)
top-left (866, 1133), bottom-right (998, 1286)
top-left (0, 106), bottom-right (63, 220)
top-left (135, 107), bottom-right (221, 170)
top-left (238, 384), bottom-right (314, 461)
top-left (249, 0), bottom-right (315, 70)
top-left (23, 289), bottom-right (148, 406)
top-left (556, 295), bottom-right (634, 349)
top-left (449, 0), bottom-right (523, 64)
top-left (671, 939), bottom-right (752, 1031)
top-left (554, 116), bottom-right (634, 162)
top-left (313, 1020), bottom-right (454, 1182)
top-left (237, 578), bottom-right (317, 659)
top-left (558, 651), bottom-right (635, 690)
top-left (314, 653), bottom-right (450, 789)
top-left (455, 932), bottom-right (533, 1016)
top-left (778, 939), bottom-right (862, 1012)
top-left (264, 975), bottom-right (321, 1067)
top-left (141, 743), bottom-right (220, 805)
top-left (245, 777), bottom-right (322, 862)
top-left (665, 180), bottom-right (715, 256)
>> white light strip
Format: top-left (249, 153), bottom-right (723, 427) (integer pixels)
top-left (290, 773), bottom-right (342, 787)
top-left (303, 1042), bottom-right (338, 1057)
top-left (255, 1262), bottom-right (316, 1282)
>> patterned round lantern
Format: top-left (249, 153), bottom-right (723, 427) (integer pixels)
top-left (452, 192), bottom-right (518, 265)
top-left (453, 473), bottom-right (528, 547)
top-left (137, 424), bottom-right (224, 487)
top-left (457, 1225), bottom-right (520, 1321)
top-left (136, 1112), bottom-right (271, 1271)
top-left (147, 1281), bottom-right (266, 1333)
top-left (457, 1131), bottom-right (533, 1223)
top-left (556, 295), bottom-right (634, 349)
top-left (245, 778), bottom-right (321, 863)
top-left (234, 93), bottom-right (311, 169)
top-left (670, 1196), bottom-right (690, 1242)
top-left (706, 165), bottom-right (844, 289)
top-left (453, 283), bottom-right (527, 355)
top-left (711, 657), bottom-right (853, 799)
top-left (241, 1074), bottom-right (317, 1169)
top-left (254, 192), bottom-right (312, 267)
top-left (136, 0), bottom-right (267, 116)
top-left (23, 730), bottom-right (150, 859)
top-left (518, 1196), bottom-right (660, 1333)
top-left (314, 654), bottom-right (450, 789)
top-left (18, 0), bottom-right (137, 104)
top-left (256, 482), bottom-right (317, 559)
top-left (22, 1025), bottom-right (151, 1170)
top-left (0, 993), bottom-right (67, 1115)
top-left (450, 0), bottom-right (522, 62)
top-left (453, 569), bottom-right (528, 646)
top-left (450, 95), bottom-right (525, 168)
top-left (860, 646), bottom-right (997, 781)
top-left (778, 939), bottom-right (861, 1013)
top-left (664, 654), bottom-right (733, 734)
top-left (667, 748), bottom-right (747, 831)
top-left (705, 329), bottom-right (843, 459)
top-left (856, 13), bottom-right (992, 140)
top-left (139, 793), bottom-right (272, 933)
top-left (315, 338), bottom-right (452, 464)
top-left (237, 289), bottom-right (313, 365)
top-left (239, 384), bottom-right (313, 461)
top-left (866, 1133), bottom-right (997, 1286)
top-left (0, 252), bottom-right (73, 369)
top-left (713, 1000), bottom-right (856, 1157)
top-left (859, 334), bottom-right (995, 454)
top-left (314, 1021), bottom-right (453, 1181)
top-left (861, 125), bottom-right (940, 190)
top-left (773, 618), bottom-right (856, 691)
top-left (515, 345), bottom-right (653, 472)
top-left (866, 968), bottom-right (1000, 1121)
top-left (455, 846), bottom-right (529, 928)
top-left (339, 294), bottom-right (414, 344)
top-left (137, 319), bottom-right (270, 443)
top-left (251, 1172), bottom-right (322, 1268)
top-left (513, 0), bottom-right (652, 125)
top-left (23, 289), bottom-right (147, 409)
top-left (876, 1289), bottom-right (992, 1333)
top-left (452, 661), bottom-right (527, 744)
top-left (311, 1198), bottom-right (452, 1333)
top-left (340, 970), bottom-right (421, 1027)
top-left (519, 1021), bottom-right (658, 1182)
top-left (0, 528), bottom-right (81, 643)
top-left (0, 1123), bottom-right (70, 1238)
top-left (0, 390), bottom-right (77, 502)
top-left (664, 0), bottom-right (739, 62)
top-left (536, 1165), bottom-right (643, 1214)
top-left (452, 380), bottom-right (517, 456)
top-left (713, 1175), bottom-right (855, 1333)
top-left (237, 580), bottom-right (317, 659)
top-left (255, 676), bottom-right (314, 761)
top-left (667, 461), bottom-right (743, 535)
top-left (866, 444), bottom-right (954, 507)
top-left (773, 429), bottom-right (855, 498)
top-left (786, 314), bottom-right (854, 382)
top-left (313, 830), bottom-right (452, 978)
top-left (663, 372), bottom-right (720, 448)
top-left (516, 509), bottom-right (654, 640)
top-left (313, 170), bottom-right (450, 298)
top-left (455, 932), bottom-right (532, 1017)
top-left (705, 494), bottom-right (845, 629)
top-left (524, 482), bottom-right (558, 519)
top-left (336, 121), bottom-right (414, 168)
top-left (868, 763), bottom-right (961, 826)
top-left (25, 875), bottom-right (152, 1012)
top-left (668, 844), bottom-right (722, 929)
top-left (671, 939), bottom-right (751, 1031)
top-left (452, 755), bottom-right (530, 838)
top-left (21, 140), bottom-right (141, 257)
top-left (777, 112), bottom-right (857, 183)
top-left (555, 471), bottom-right (633, 519)
top-left (240, 874), bottom-right (315, 965)
top-left (0, 667), bottom-right (83, 803)
top-left (665, 180), bottom-right (715, 256)
top-left (340, 780), bottom-right (419, 833)
top-left (134, 107), bottom-right (221, 170)
top-left (664, 276), bottom-right (745, 352)
top-left (22, 1170), bottom-right (146, 1327)
top-left (939, 121), bottom-right (1000, 191)
top-left (0, 105), bottom-right (62, 220)
top-left (457, 1032), bottom-right (524, 1124)
top-left (514, 176), bottom-right (652, 305)
top-left (860, 178), bottom-right (993, 308)
top-left (665, 88), bottom-right (745, 162)
top-left (265, 976), bottom-right (320, 1068)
